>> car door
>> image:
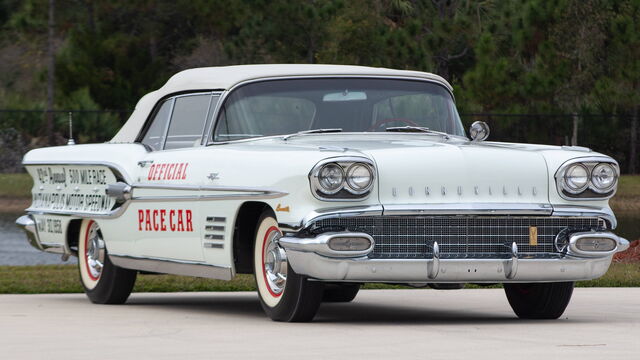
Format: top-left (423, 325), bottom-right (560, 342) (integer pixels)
top-left (133, 92), bottom-right (221, 262)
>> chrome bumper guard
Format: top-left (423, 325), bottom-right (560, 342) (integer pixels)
top-left (279, 231), bottom-right (629, 283)
top-left (16, 215), bottom-right (43, 251)
top-left (15, 214), bottom-right (66, 254)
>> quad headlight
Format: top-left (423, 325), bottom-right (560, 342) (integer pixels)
top-left (345, 163), bottom-right (374, 194)
top-left (563, 163), bottom-right (589, 193)
top-left (310, 157), bottom-right (375, 200)
top-left (556, 158), bottom-right (619, 199)
top-left (591, 163), bottom-right (617, 193)
top-left (317, 163), bottom-right (345, 194)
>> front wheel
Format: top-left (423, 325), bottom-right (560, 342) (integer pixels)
top-left (78, 220), bottom-right (137, 304)
top-left (504, 282), bottom-right (574, 319)
top-left (253, 211), bottom-right (324, 322)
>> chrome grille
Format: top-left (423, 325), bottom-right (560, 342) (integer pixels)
top-left (309, 216), bottom-right (605, 259)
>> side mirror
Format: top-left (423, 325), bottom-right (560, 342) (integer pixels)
top-left (469, 121), bottom-right (490, 142)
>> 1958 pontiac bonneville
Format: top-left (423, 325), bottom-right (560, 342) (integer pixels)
top-left (16, 64), bottom-right (629, 322)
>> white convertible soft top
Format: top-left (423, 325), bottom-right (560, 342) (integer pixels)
top-left (111, 64), bottom-right (451, 143)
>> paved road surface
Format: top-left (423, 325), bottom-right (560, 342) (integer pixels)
top-left (0, 288), bottom-right (637, 359)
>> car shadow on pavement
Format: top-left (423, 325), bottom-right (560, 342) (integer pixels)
top-left (125, 293), bottom-right (266, 318)
top-left (117, 292), bottom-right (574, 325)
top-left (316, 302), bottom-right (519, 324)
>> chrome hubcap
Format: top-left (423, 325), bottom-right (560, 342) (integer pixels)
top-left (263, 230), bottom-right (287, 295)
top-left (86, 222), bottom-right (105, 280)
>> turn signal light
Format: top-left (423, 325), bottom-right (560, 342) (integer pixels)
top-left (575, 237), bottom-right (617, 252)
top-left (327, 236), bottom-right (372, 252)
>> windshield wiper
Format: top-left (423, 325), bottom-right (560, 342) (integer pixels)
top-left (283, 128), bottom-right (342, 140)
top-left (385, 126), bottom-right (450, 139)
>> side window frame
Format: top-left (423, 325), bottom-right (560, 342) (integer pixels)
top-left (137, 91), bottom-right (223, 151)
top-left (159, 97), bottom-right (177, 150)
top-left (206, 90), bottom-right (230, 145)
top-left (200, 92), bottom-right (223, 146)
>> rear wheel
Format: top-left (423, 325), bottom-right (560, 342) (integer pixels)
top-left (253, 211), bottom-right (324, 322)
top-left (504, 282), bottom-right (574, 319)
top-left (78, 220), bottom-right (137, 304)
top-left (322, 284), bottom-right (360, 302)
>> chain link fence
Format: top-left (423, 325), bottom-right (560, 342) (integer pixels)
top-left (0, 110), bottom-right (637, 173)
top-left (459, 113), bottom-right (636, 173)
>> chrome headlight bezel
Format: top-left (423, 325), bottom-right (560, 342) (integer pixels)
top-left (555, 157), bottom-right (619, 200)
top-left (310, 157), bottom-right (376, 201)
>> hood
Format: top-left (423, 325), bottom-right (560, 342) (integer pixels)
top-left (255, 134), bottom-right (552, 206)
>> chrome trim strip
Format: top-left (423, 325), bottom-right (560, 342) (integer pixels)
top-left (280, 205), bottom-right (384, 232)
top-left (279, 232), bottom-right (375, 258)
top-left (204, 234), bottom-right (224, 240)
top-left (25, 205), bottom-right (130, 219)
top-left (281, 204), bottom-right (616, 233)
top-left (205, 225), bottom-right (225, 232)
top-left (131, 183), bottom-right (287, 200)
top-left (130, 193), bottom-right (286, 202)
top-left (551, 205), bottom-right (616, 228)
top-left (204, 243), bottom-right (224, 249)
top-left (383, 203), bottom-right (553, 216)
top-left (109, 254), bottom-right (233, 280)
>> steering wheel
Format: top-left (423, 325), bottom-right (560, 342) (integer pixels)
top-left (367, 118), bottom-right (419, 132)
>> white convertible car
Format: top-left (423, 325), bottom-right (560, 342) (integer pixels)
top-left (17, 64), bottom-right (629, 322)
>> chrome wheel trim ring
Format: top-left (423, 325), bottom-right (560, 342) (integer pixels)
top-left (85, 221), bottom-right (105, 281)
top-left (262, 228), bottom-right (287, 296)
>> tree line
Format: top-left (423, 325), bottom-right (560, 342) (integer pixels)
top-left (0, 0), bottom-right (638, 172)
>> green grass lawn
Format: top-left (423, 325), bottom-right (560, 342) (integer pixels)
top-left (0, 173), bottom-right (32, 198)
top-left (0, 262), bottom-right (638, 294)
top-left (616, 175), bottom-right (640, 197)
top-left (611, 175), bottom-right (640, 212)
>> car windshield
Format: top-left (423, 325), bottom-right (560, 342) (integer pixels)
top-left (213, 78), bottom-right (465, 141)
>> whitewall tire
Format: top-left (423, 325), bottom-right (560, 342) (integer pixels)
top-left (78, 219), bottom-right (137, 304)
top-left (253, 211), bottom-right (324, 322)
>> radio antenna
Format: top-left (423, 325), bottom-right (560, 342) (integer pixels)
top-left (67, 111), bottom-right (75, 145)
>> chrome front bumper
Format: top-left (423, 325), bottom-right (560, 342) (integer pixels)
top-left (279, 232), bottom-right (629, 283)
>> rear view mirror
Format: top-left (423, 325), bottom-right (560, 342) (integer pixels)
top-left (323, 91), bottom-right (367, 102)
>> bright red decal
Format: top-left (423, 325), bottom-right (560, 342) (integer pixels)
top-left (147, 162), bottom-right (189, 181)
top-left (137, 208), bottom-right (193, 232)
